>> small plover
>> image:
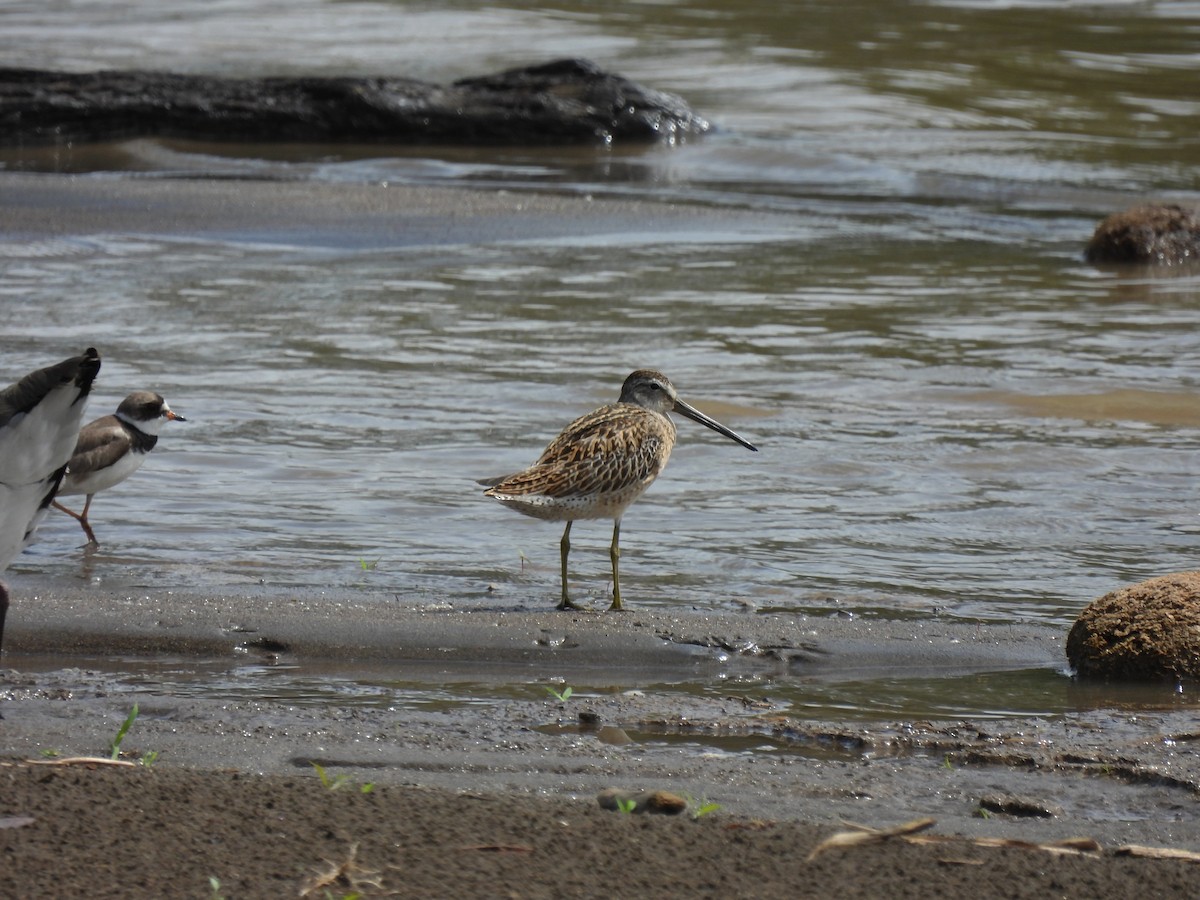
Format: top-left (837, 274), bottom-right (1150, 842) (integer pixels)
top-left (53, 391), bottom-right (186, 545)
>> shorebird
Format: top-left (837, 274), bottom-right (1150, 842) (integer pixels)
top-left (0, 347), bottom-right (102, 650)
top-left (53, 391), bottom-right (186, 546)
top-left (483, 369), bottom-right (757, 611)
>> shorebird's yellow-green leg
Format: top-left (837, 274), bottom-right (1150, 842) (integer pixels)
top-left (608, 518), bottom-right (623, 611)
top-left (557, 521), bottom-right (584, 610)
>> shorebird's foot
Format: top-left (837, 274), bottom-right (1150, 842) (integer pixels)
top-left (556, 597), bottom-right (587, 611)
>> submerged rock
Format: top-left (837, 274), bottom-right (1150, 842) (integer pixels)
top-left (0, 59), bottom-right (710, 147)
top-left (1067, 572), bottom-right (1200, 680)
top-left (1084, 204), bottom-right (1200, 266)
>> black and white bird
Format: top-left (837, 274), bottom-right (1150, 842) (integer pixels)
top-left (53, 391), bottom-right (186, 546)
top-left (0, 347), bottom-right (102, 650)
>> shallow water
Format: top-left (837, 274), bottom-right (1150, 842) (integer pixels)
top-left (2, 0), bottom-right (1200, 717)
top-left (7, 646), bottom-right (1198, 731)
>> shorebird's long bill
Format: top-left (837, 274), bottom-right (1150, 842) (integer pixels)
top-left (674, 399), bottom-right (758, 452)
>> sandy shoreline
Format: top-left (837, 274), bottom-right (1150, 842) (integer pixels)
top-left (1, 168), bottom-right (802, 250)
top-left (3, 588), bottom-right (1200, 897)
top-left (4, 587), bottom-right (1198, 836)
top-left (4, 579), bottom-right (1063, 667)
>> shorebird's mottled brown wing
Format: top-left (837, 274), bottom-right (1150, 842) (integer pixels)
top-left (66, 416), bottom-right (131, 477)
top-left (487, 403), bottom-right (675, 499)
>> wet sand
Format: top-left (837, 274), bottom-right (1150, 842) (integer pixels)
top-left (1, 168), bottom-right (801, 249)
top-left (4, 586), bottom-right (1200, 898)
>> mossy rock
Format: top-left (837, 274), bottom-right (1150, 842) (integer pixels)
top-left (1067, 572), bottom-right (1200, 680)
top-left (1084, 204), bottom-right (1200, 266)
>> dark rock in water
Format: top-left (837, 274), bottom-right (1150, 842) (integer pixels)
top-left (0, 59), bottom-right (710, 147)
top-left (1084, 204), bottom-right (1200, 266)
top-left (1067, 572), bottom-right (1200, 680)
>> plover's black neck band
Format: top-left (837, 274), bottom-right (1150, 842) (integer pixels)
top-left (128, 426), bottom-right (159, 454)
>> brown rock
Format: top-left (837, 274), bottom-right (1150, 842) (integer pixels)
top-left (1084, 204), bottom-right (1200, 266)
top-left (1066, 572), bottom-right (1200, 680)
top-left (597, 787), bottom-right (688, 815)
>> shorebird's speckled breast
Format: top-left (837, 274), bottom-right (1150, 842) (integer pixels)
top-left (484, 402), bottom-right (677, 522)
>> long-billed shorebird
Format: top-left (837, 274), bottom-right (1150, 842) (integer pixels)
top-left (0, 347), bottom-right (102, 650)
top-left (482, 369), bottom-right (757, 611)
top-left (53, 391), bottom-right (186, 546)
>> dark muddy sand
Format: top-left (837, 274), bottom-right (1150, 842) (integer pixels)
top-left (3, 586), bottom-right (1200, 898)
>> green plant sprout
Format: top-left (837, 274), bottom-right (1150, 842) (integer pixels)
top-left (311, 761), bottom-right (373, 793)
top-left (544, 685), bottom-right (573, 703)
top-left (615, 796), bottom-right (637, 814)
top-left (312, 761), bottom-right (350, 790)
top-left (110, 704), bottom-right (139, 760)
top-left (681, 792), bottom-right (721, 819)
top-left (691, 800), bottom-right (721, 819)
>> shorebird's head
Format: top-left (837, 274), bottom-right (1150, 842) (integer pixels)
top-left (619, 369), bottom-right (678, 413)
top-left (116, 391), bottom-right (187, 436)
top-left (619, 369), bottom-right (757, 452)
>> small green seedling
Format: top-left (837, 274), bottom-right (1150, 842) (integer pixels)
top-left (357, 557), bottom-right (380, 571)
top-left (942, 754), bottom-right (953, 770)
top-left (110, 704), bottom-right (139, 760)
top-left (544, 685), bottom-right (573, 703)
top-left (691, 800), bottom-right (721, 820)
top-left (207, 876), bottom-right (225, 900)
top-left (39, 748), bottom-right (62, 759)
top-left (140, 750), bottom-right (160, 767)
top-left (311, 762), bottom-right (373, 793)
top-left (682, 793), bottom-right (721, 820)
top-left (616, 797), bottom-right (637, 815)
top-left (975, 807), bottom-right (992, 820)
top-left (312, 761), bottom-right (351, 790)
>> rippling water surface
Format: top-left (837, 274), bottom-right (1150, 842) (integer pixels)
top-left (2, 0), bottom-right (1199, 651)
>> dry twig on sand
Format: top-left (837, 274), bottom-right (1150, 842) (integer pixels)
top-left (21, 757), bottom-right (137, 768)
top-left (298, 842), bottom-right (385, 898)
top-left (807, 818), bottom-right (937, 860)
